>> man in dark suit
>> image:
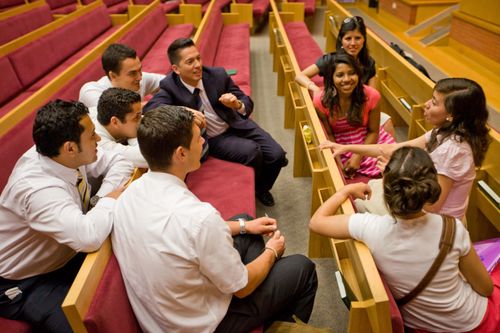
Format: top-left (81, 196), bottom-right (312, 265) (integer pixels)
top-left (143, 38), bottom-right (287, 206)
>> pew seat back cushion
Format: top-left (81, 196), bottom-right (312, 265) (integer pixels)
top-left (0, 5), bottom-right (53, 45)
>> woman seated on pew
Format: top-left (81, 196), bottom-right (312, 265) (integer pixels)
top-left (309, 146), bottom-right (499, 333)
top-left (295, 15), bottom-right (395, 136)
top-left (320, 78), bottom-right (490, 221)
top-left (313, 52), bottom-right (395, 178)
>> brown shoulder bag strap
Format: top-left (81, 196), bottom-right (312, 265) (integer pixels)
top-left (396, 215), bottom-right (456, 307)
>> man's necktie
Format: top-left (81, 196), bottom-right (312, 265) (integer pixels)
top-left (193, 88), bottom-right (209, 161)
top-left (76, 170), bottom-right (90, 213)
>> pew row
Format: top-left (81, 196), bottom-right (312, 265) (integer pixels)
top-left (325, 0), bottom-right (499, 242)
top-left (0, 0), bottom-right (26, 12)
top-left (231, 0), bottom-right (270, 31)
top-left (0, 0), bottom-right (194, 190)
top-left (0, 1), bottom-right (53, 45)
top-left (269, 1), bottom-right (404, 332)
top-left (195, 0), bottom-right (251, 95)
top-left (46, 0), bottom-right (79, 15)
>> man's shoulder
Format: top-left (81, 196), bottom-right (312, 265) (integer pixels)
top-left (81, 76), bottom-right (109, 91)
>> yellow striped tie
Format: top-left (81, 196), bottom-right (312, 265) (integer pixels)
top-left (76, 170), bottom-right (90, 213)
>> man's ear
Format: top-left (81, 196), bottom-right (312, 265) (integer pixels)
top-left (172, 64), bottom-right (180, 75)
top-left (108, 70), bottom-right (118, 82)
top-left (110, 116), bottom-right (120, 126)
top-left (62, 141), bottom-right (78, 156)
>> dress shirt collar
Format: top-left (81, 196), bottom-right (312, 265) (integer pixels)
top-left (180, 77), bottom-right (205, 94)
top-left (37, 148), bottom-right (80, 186)
top-left (147, 171), bottom-right (188, 189)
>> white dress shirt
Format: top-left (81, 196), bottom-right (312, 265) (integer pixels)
top-left (0, 146), bottom-right (133, 279)
top-left (94, 121), bottom-right (148, 168)
top-left (180, 79), bottom-right (230, 138)
top-left (79, 72), bottom-right (164, 107)
top-left (112, 172), bottom-right (248, 333)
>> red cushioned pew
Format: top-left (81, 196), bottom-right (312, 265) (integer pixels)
top-left (0, 2), bottom-right (53, 45)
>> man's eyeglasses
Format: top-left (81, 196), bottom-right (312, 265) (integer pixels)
top-left (343, 16), bottom-right (363, 24)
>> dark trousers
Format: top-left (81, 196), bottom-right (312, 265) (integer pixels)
top-left (208, 126), bottom-right (287, 193)
top-left (0, 254), bottom-right (84, 333)
top-left (215, 215), bottom-right (318, 333)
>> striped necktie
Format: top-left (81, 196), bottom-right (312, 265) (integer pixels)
top-left (193, 88), bottom-right (209, 161)
top-left (76, 170), bottom-right (90, 213)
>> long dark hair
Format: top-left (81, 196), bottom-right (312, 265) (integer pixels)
top-left (335, 16), bottom-right (370, 72)
top-left (426, 78), bottom-right (490, 166)
top-left (321, 52), bottom-right (366, 126)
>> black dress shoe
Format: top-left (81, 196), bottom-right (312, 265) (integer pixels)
top-left (281, 157), bottom-right (289, 167)
top-left (256, 191), bottom-right (275, 206)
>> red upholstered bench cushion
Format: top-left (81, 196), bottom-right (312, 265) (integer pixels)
top-left (46, 0), bottom-right (78, 14)
top-left (141, 23), bottom-right (194, 74)
top-left (0, 0), bottom-right (25, 9)
top-left (160, 0), bottom-right (180, 13)
top-left (84, 255), bottom-right (142, 333)
top-left (186, 157), bottom-right (256, 220)
top-left (0, 5), bottom-right (53, 45)
top-left (52, 59), bottom-right (104, 101)
top-left (0, 56), bottom-right (23, 106)
top-left (247, 0), bottom-right (270, 18)
top-left (284, 21), bottom-right (323, 87)
top-left (381, 276), bottom-right (405, 333)
top-left (0, 318), bottom-right (32, 333)
top-left (119, 7), bottom-right (167, 59)
top-left (197, 6), bottom-right (223, 66)
top-left (288, 0), bottom-right (315, 16)
top-left (106, 1), bottom-right (129, 14)
top-left (214, 23), bottom-right (251, 90)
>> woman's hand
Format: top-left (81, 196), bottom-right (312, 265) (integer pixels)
top-left (341, 183), bottom-right (372, 201)
top-left (319, 141), bottom-right (347, 157)
top-left (344, 154), bottom-right (362, 178)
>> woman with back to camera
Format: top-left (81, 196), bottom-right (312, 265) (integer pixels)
top-left (320, 78), bottom-right (490, 221)
top-left (310, 146), bottom-right (499, 333)
top-left (313, 52), bottom-right (395, 178)
top-left (295, 15), bottom-right (395, 136)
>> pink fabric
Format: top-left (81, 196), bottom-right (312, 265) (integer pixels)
top-left (0, 56), bottom-right (23, 106)
top-left (141, 23), bottom-right (194, 74)
top-left (0, 318), bottom-right (32, 333)
top-left (84, 255), bottom-right (142, 333)
top-left (186, 157), bottom-right (256, 220)
top-left (411, 266), bottom-right (500, 333)
top-left (118, 7), bottom-right (167, 59)
top-left (313, 86), bottom-right (395, 177)
top-left (0, 5), bottom-right (53, 45)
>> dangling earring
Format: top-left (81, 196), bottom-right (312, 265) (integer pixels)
top-left (446, 116), bottom-right (452, 122)
top-left (333, 86), bottom-right (337, 97)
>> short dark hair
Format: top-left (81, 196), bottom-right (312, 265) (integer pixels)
top-left (138, 105), bottom-right (194, 170)
top-left (33, 100), bottom-right (89, 157)
top-left (168, 38), bottom-right (195, 66)
top-left (102, 44), bottom-right (137, 78)
top-left (97, 87), bottom-right (141, 125)
top-left (383, 147), bottom-right (441, 217)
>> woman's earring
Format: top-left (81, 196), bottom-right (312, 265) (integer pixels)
top-left (333, 87), bottom-right (337, 97)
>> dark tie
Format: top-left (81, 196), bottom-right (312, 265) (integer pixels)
top-left (193, 88), bottom-right (209, 161)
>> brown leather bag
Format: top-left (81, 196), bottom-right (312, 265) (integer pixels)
top-left (396, 215), bottom-right (456, 307)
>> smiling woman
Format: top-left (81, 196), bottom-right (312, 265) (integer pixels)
top-left (313, 52), bottom-right (396, 178)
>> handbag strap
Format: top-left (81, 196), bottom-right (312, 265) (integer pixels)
top-left (396, 214), bottom-right (456, 307)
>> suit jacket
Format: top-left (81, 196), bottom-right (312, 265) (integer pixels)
top-left (143, 67), bottom-right (256, 130)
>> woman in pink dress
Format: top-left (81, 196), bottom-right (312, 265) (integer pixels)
top-left (313, 52), bottom-right (395, 178)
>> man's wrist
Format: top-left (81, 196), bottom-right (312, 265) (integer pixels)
top-left (238, 218), bottom-right (246, 234)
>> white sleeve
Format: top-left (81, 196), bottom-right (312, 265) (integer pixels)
top-left (142, 72), bottom-right (164, 95)
top-left (195, 213), bottom-right (248, 294)
top-left (84, 149), bottom-right (134, 196)
top-left (79, 82), bottom-right (104, 108)
top-left (98, 137), bottom-right (148, 168)
top-left (25, 183), bottom-right (115, 252)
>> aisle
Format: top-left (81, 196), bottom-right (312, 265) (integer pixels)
top-left (248, 11), bottom-right (349, 331)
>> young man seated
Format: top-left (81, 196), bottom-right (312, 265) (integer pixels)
top-left (112, 105), bottom-right (318, 332)
top-left (0, 100), bottom-right (133, 332)
top-left (143, 38), bottom-right (288, 206)
top-left (96, 87), bottom-right (207, 167)
top-left (79, 43), bottom-right (164, 108)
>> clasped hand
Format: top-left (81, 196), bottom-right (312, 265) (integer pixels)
top-left (219, 93), bottom-right (241, 110)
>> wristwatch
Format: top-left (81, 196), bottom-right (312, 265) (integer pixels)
top-left (238, 218), bottom-right (246, 235)
top-left (89, 195), bottom-right (101, 208)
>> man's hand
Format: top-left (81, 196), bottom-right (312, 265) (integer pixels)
top-left (245, 216), bottom-right (277, 236)
top-left (219, 93), bottom-right (242, 110)
top-left (344, 154), bottom-right (361, 178)
top-left (105, 185), bottom-right (126, 200)
top-left (265, 230), bottom-right (285, 259)
top-left (192, 110), bottom-right (206, 129)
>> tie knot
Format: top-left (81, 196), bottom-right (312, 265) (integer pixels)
top-left (76, 170), bottom-right (83, 186)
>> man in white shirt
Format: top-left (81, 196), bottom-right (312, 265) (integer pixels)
top-left (79, 43), bottom-right (163, 108)
top-left (0, 100), bottom-right (133, 333)
top-left (94, 87), bottom-right (208, 168)
top-left (112, 105), bottom-right (317, 333)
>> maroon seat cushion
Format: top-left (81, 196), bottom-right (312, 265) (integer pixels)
top-left (118, 7), bottom-right (167, 59)
top-left (214, 24), bottom-right (251, 89)
top-left (0, 56), bottom-right (23, 106)
top-left (288, 0), bottom-right (315, 16)
top-left (196, 7), bottom-right (223, 66)
top-left (381, 276), bottom-right (405, 333)
top-left (0, 113), bottom-right (37, 191)
top-left (186, 157), bottom-right (256, 220)
top-left (0, 0), bottom-right (25, 9)
top-left (106, 1), bottom-right (129, 14)
top-left (0, 318), bottom-right (32, 333)
top-left (0, 5), bottom-right (53, 45)
top-left (141, 23), bottom-right (194, 74)
top-left (50, 3), bottom-right (78, 14)
top-left (248, 0), bottom-right (269, 18)
top-left (83, 255), bottom-right (142, 333)
top-left (52, 59), bottom-right (103, 100)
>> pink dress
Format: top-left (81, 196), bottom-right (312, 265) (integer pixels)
top-left (314, 85), bottom-right (395, 177)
